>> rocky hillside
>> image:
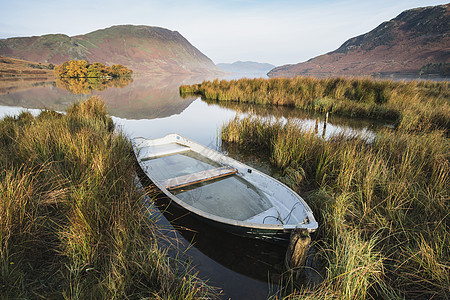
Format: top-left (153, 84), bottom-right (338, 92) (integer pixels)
top-left (268, 4), bottom-right (450, 78)
top-left (0, 25), bottom-right (221, 75)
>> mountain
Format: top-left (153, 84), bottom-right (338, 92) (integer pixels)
top-left (0, 25), bottom-right (221, 75)
top-left (217, 61), bottom-right (276, 75)
top-left (268, 4), bottom-right (450, 78)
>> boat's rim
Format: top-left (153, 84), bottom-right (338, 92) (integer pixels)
top-left (133, 133), bottom-right (318, 233)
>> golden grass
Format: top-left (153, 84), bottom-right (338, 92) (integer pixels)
top-left (222, 117), bottom-right (449, 299)
top-left (181, 77), bottom-right (449, 133)
top-left (0, 96), bottom-right (216, 299)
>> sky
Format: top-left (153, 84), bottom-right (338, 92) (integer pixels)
top-left (1, 0), bottom-right (448, 66)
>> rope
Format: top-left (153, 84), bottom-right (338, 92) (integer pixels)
top-left (282, 202), bottom-right (301, 224)
top-left (262, 202), bottom-right (301, 225)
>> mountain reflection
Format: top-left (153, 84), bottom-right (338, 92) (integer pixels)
top-left (0, 75), bottom-right (208, 119)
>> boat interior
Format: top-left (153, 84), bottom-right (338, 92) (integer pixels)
top-left (137, 141), bottom-right (306, 226)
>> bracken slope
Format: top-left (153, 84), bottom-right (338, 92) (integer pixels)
top-left (268, 4), bottom-right (450, 78)
top-left (0, 25), bottom-right (221, 75)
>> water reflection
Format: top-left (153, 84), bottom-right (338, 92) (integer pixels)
top-left (202, 99), bottom-right (386, 141)
top-left (95, 75), bottom-right (201, 119)
top-left (0, 77), bottom-right (54, 95)
top-left (0, 75), bottom-right (388, 140)
top-left (147, 190), bottom-right (286, 300)
top-left (0, 78), bottom-right (78, 112)
top-left (56, 77), bottom-right (133, 94)
top-left (203, 98), bottom-right (388, 130)
top-left (112, 99), bottom-right (236, 148)
top-left (0, 75), bottom-right (204, 119)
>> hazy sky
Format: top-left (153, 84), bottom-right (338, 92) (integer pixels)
top-left (1, 0), bottom-right (447, 66)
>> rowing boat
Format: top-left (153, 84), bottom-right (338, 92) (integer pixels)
top-left (133, 133), bottom-right (318, 242)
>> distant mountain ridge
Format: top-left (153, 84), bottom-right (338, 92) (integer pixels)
top-left (217, 61), bottom-right (276, 75)
top-left (268, 3), bottom-right (450, 78)
top-left (0, 25), bottom-right (221, 75)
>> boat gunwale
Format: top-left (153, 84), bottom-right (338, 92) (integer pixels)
top-left (133, 133), bottom-right (318, 233)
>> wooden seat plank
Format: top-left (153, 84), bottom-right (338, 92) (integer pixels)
top-left (159, 166), bottom-right (238, 190)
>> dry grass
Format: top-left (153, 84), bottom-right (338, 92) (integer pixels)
top-left (181, 77), bottom-right (450, 133)
top-left (0, 56), bottom-right (55, 78)
top-left (222, 117), bottom-right (449, 299)
top-left (0, 96), bottom-right (216, 299)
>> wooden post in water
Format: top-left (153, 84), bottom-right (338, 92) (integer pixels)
top-left (314, 118), bottom-right (319, 134)
top-left (285, 229), bottom-right (311, 272)
top-left (285, 229), bottom-right (311, 292)
top-left (322, 112), bottom-right (329, 138)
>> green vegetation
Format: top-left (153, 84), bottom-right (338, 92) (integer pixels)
top-left (420, 62), bottom-right (450, 77)
top-left (0, 97), bottom-right (215, 298)
top-left (55, 60), bottom-right (132, 78)
top-left (26, 62), bottom-right (55, 70)
top-left (222, 116), bottom-right (449, 299)
top-left (180, 77), bottom-right (450, 132)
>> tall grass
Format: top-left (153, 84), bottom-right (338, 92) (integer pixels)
top-left (0, 96), bottom-right (216, 298)
top-left (222, 117), bottom-right (449, 299)
top-left (181, 77), bottom-right (450, 133)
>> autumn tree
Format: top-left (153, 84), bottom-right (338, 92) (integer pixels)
top-left (55, 60), bottom-right (132, 78)
top-left (110, 64), bottom-right (132, 77)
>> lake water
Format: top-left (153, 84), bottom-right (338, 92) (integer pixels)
top-left (0, 74), bottom-right (386, 299)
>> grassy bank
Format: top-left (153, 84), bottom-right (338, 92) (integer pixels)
top-left (222, 118), bottom-right (449, 299)
top-left (0, 56), bottom-right (55, 78)
top-left (0, 97), bottom-right (215, 298)
top-left (180, 77), bottom-right (450, 133)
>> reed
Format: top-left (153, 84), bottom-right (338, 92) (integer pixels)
top-left (0, 97), bottom-right (216, 298)
top-left (221, 117), bottom-right (449, 299)
top-left (181, 77), bottom-right (450, 133)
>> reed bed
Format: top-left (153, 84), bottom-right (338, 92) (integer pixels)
top-left (222, 117), bottom-right (449, 299)
top-left (181, 77), bottom-right (450, 133)
top-left (0, 97), bottom-right (216, 299)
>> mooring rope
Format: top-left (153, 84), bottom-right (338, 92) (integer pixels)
top-left (282, 202), bottom-right (301, 224)
top-left (262, 202), bottom-right (301, 224)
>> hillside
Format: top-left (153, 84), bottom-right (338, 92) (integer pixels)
top-left (217, 61), bottom-right (275, 75)
top-left (0, 25), bottom-right (221, 75)
top-left (268, 4), bottom-right (450, 78)
top-left (0, 56), bottom-right (55, 78)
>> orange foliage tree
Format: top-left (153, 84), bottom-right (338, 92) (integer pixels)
top-left (55, 60), bottom-right (132, 78)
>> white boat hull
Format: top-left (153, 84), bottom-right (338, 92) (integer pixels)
top-left (133, 133), bottom-right (318, 242)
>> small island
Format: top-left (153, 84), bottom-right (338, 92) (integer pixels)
top-left (54, 60), bottom-right (132, 78)
top-left (54, 60), bottom-right (133, 94)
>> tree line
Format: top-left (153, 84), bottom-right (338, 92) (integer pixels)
top-left (54, 60), bottom-right (132, 78)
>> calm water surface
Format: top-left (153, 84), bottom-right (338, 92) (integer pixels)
top-left (0, 75), bottom-right (386, 299)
